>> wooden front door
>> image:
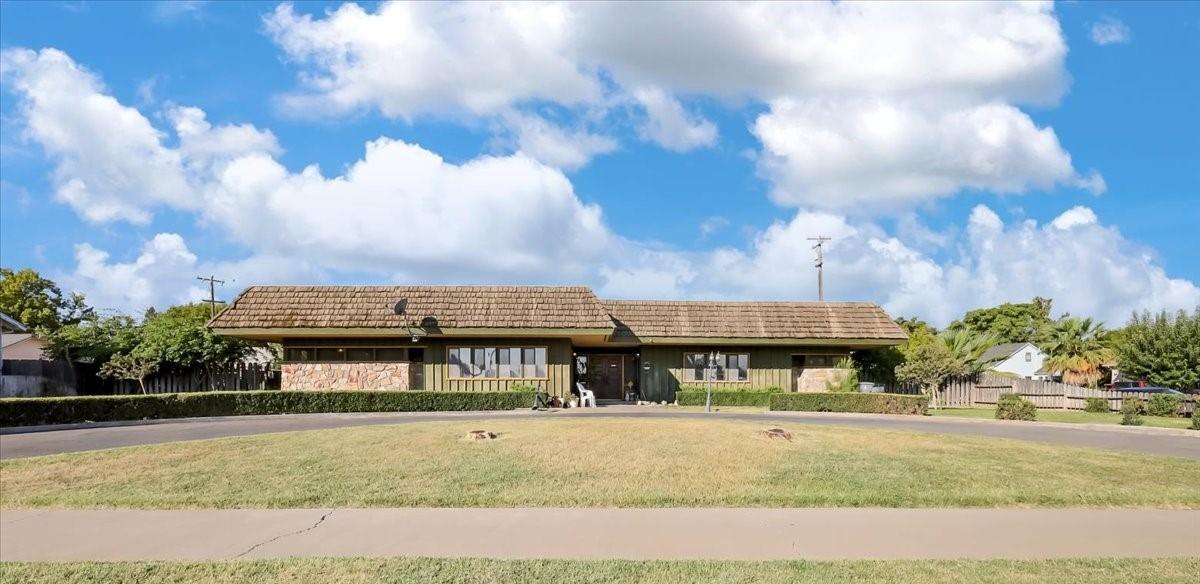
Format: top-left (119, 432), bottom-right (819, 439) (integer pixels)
top-left (587, 355), bottom-right (625, 400)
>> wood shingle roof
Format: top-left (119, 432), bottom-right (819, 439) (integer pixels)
top-left (210, 286), bottom-right (614, 330)
top-left (210, 286), bottom-right (907, 341)
top-left (602, 299), bottom-right (907, 340)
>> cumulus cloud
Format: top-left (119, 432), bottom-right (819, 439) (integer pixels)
top-left (601, 205), bottom-right (1200, 327)
top-left (261, 1), bottom-right (1096, 205)
top-left (496, 111), bottom-right (617, 170)
top-left (1090, 17), bottom-right (1131, 46)
top-left (753, 98), bottom-right (1102, 209)
top-left (64, 233), bottom-right (318, 314)
top-left (630, 86), bottom-right (718, 152)
top-left (264, 2), bottom-right (597, 119)
top-left (0, 48), bottom-right (191, 223)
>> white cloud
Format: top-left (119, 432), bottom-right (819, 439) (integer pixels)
top-left (1, 48), bottom-right (191, 223)
top-left (261, 1), bottom-right (1093, 205)
top-left (630, 86), bottom-right (717, 152)
top-left (64, 233), bottom-right (319, 314)
top-left (497, 111), bottom-right (616, 170)
top-left (753, 98), bottom-right (1102, 210)
top-left (1049, 206), bottom-right (1097, 230)
top-left (264, 2), bottom-right (597, 119)
top-left (603, 204), bottom-right (1200, 327)
top-left (204, 138), bottom-right (616, 282)
top-left (699, 216), bottom-right (730, 238)
top-left (1090, 17), bottom-right (1131, 46)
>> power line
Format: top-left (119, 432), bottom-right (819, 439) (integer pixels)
top-left (196, 275), bottom-right (226, 318)
top-left (806, 236), bottom-right (831, 301)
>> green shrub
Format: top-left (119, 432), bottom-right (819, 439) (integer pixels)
top-left (676, 389), bottom-right (779, 407)
top-left (995, 393), bottom-right (1037, 421)
top-left (0, 390), bottom-right (536, 427)
top-left (768, 392), bottom-right (928, 415)
top-left (1120, 397), bottom-right (1144, 426)
top-left (1146, 394), bottom-right (1183, 417)
top-left (825, 357), bottom-right (860, 393)
top-left (1084, 397), bottom-right (1111, 413)
top-left (1191, 415), bottom-right (1199, 431)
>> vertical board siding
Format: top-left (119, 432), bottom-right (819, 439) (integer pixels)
top-left (638, 345), bottom-right (828, 402)
top-left (422, 338), bottom-right (574, 398)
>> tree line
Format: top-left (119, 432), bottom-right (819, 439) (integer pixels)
top-left (853, 297), bottom-right (1198, 399)
top-left (1, 268), bottom-right (259, 393)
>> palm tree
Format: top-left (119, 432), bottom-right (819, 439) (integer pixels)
top-left (1042, 317), bottom-right (1114, 387)
top-left (940, 329), bottom-right (999, 376)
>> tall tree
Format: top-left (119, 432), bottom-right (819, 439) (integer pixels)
top-left (949, 297), bottom-right (1053, 345)
top-left (44, 313), bottom-right (141, 363)
top-left (0, 268), bottom-right (92, 331)
top-left (1042, 317), bottom-right (1115, 387)
top-left (135, 303), bottom-right (252, 387)
top-left (1115, 308), bottom-right (1200, 390)
top-left (940, 329), bottom-right (999, 375)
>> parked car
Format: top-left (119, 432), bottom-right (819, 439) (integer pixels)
top-left (1108, 380), bottom-right (1144, 390)
top-left (1115, 387), bottom-right (1186, 396)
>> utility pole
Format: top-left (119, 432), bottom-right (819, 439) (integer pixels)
top-left (196, 275), bottom-right (225, 318)
top-left (807, 236), bottom-right (831, 301)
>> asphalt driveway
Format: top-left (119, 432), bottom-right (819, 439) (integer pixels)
top-left (2, 408), bottom-right (1197, 459)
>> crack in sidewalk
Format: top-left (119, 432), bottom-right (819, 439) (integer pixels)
top-left (232, 510), bottom-right (334, 559)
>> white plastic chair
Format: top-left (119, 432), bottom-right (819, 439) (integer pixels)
top-left (576, 382), bottom-right (596, 408)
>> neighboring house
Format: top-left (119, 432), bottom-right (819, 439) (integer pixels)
top-left (979, 342), bottom-right (1049, 380)
top-left (210, 286), bottom-right (907, 402)
top-left (1, 311), bottom-right (73, 397)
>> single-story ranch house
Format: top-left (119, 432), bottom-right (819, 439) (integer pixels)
top-left (209, 286), bottom-right (907, 402)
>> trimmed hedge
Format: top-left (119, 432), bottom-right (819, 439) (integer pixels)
top-left (768, 392), bottom-right (928, 415)
top-left (0, 390), bottom-right (536, 427)
top-left (676, 390), bottom-right (780, 407)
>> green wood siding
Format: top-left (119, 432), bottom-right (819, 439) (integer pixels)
top-left (283, 337), bottom-right (574, 397)
top-left (638, 345), bottom-right (849, 402)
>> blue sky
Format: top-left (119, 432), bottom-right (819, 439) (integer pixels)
top-left (1, 1), bottom-right (1196, 326)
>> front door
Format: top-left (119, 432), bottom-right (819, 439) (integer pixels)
top-left (587, 355), bottom-right (625, 400)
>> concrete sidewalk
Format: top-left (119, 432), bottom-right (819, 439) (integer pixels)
top-left (2, 508), bottom-right (1197, 561)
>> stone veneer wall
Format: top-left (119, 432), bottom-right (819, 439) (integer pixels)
top-left (795, 367), bottom-right (850, 393)
top-left (282, 362), bottom-right (410, 391)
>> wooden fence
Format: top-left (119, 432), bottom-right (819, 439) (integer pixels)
top-left (112, 363), bottom-right (280, 394)
top-left (872, 373), bottom-right (1195, 415)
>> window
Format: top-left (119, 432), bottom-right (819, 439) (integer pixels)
top-left (449, 346), bottom-right (547, 379)
top-left (1025, 352), bottom-right (1032, 362)
top-left (375, 348), bottom-right (407, 362)
top-left (346, 347), bottom-right (374, 361)
top-left (682, 352), bottom-right (749, 382)
top-left (284, 346), bottom-right (416, 363)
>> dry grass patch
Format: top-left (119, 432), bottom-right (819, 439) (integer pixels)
top-left (2, 418), bottom-right (1198, 509)
top-left (2, 558), bottom-right (1198, 584)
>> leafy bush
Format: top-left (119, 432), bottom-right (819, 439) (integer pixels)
top-left (768, 392), bottom-right (928, 415)
top-left (0, 390), bottom-right (536, 427)
top-left (1146, 394), bottom-right (1182, 417)
top-left (676, 389), bottom-right (780, 407)
top-left (825, 357), bottom-right (860, 393)
top-left (1191, 415), bottom-right (1199, 431)
top-left (1120, 397), bottom-right (1144, 426)
top-left (1084, 397), bottom-right (1111, 413)
top-left (995, 393), bottom-right (1037, 421)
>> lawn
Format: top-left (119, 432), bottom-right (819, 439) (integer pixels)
top-left (929, 408), bottom-right (1195, 429)
top-left (2, 558), bottom-right (1197, 584)
top-left (2, 418), bottom-right (1198, 509)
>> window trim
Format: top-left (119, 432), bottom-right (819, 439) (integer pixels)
top-left (446, 346), bottom-right (550, 380)
top-left (681, 351), bottom-right (750, 383)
